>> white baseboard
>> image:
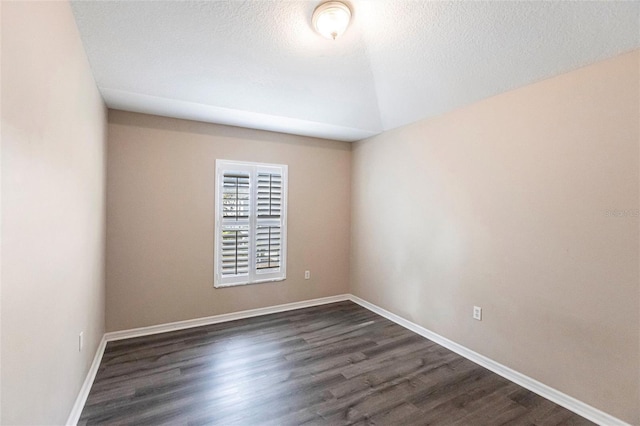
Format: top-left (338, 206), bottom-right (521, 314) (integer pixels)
top-left (66, 293), bottom-right (628, 426)
top-left (66, 335), bottom-right (107, 426)
top-left (347, 295), bottom-right (629, 426)
top-left (103, 294), bottom-right (350, 342)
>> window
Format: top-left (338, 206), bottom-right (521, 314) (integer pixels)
top-left (214, 160), bottom-right (288, 287)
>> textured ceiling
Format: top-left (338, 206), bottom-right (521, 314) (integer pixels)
top-left (71, 1), bottom-right (640, 142)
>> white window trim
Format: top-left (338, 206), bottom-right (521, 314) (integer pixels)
top-left (214, 159), bottom-right (288, 288)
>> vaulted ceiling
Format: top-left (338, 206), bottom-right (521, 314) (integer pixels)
top-left (71, 1), bottom-right (639, 141)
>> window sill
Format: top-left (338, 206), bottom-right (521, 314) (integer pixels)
top-left (214, 277), bottom-right (286, 288)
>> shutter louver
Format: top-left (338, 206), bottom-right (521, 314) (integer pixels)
top-left (256, 226), bottom-right (281, 270)
top-left (257, 173), bottom-right (282, 219)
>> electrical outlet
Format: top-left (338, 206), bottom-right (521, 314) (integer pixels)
top-left (473, 306), bottom-right (482, 321)
top-left (304, 270), bottom-right (310, 280)
top-left (79, 332), bottom-right (84, 352)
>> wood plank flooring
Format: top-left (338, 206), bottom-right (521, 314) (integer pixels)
top-left (79, 301), bottom-right (593, 425)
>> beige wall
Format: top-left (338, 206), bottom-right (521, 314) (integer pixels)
top-left (351, 51), bottom-right (640, 424)
top-left (106, 111), bottom-right (351, 331)
top-left (1, 2), bottom-right (106, 424)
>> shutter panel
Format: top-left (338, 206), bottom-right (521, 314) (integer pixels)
top-left (256, 225), bottom-right (281, 270)
top-left (222, 173), bottom-right (250, 220)
top-left (220, 227), bottom-right (250, 276)
top-left (257, 173), bottom-right (282, 219)
top-left (256, 170), bottom-right (284, 276)
top-left (218, 168), bottom-right (252, 285)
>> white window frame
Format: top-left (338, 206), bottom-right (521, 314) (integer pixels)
top-left (214, 159), bottom-right (288, 288)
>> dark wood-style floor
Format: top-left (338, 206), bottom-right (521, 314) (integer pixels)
top-left (79, 301), bottom-right (593, 425)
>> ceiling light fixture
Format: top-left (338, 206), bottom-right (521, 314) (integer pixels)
top-left (312, 1), bottom-right (352, 40)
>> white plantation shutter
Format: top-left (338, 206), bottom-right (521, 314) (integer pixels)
top-left (257, 172), bottom-right (282, 219)
top-left (222, 173), bottom-right (250, 220)
top-left (256, 225), bottom-right (281, 271)
top-left (255, 170), bottom-right (284, 279)
top-left (215, 160), bottom-right (288, 287)
top-left (220, 227), bottom-right (250, 277)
